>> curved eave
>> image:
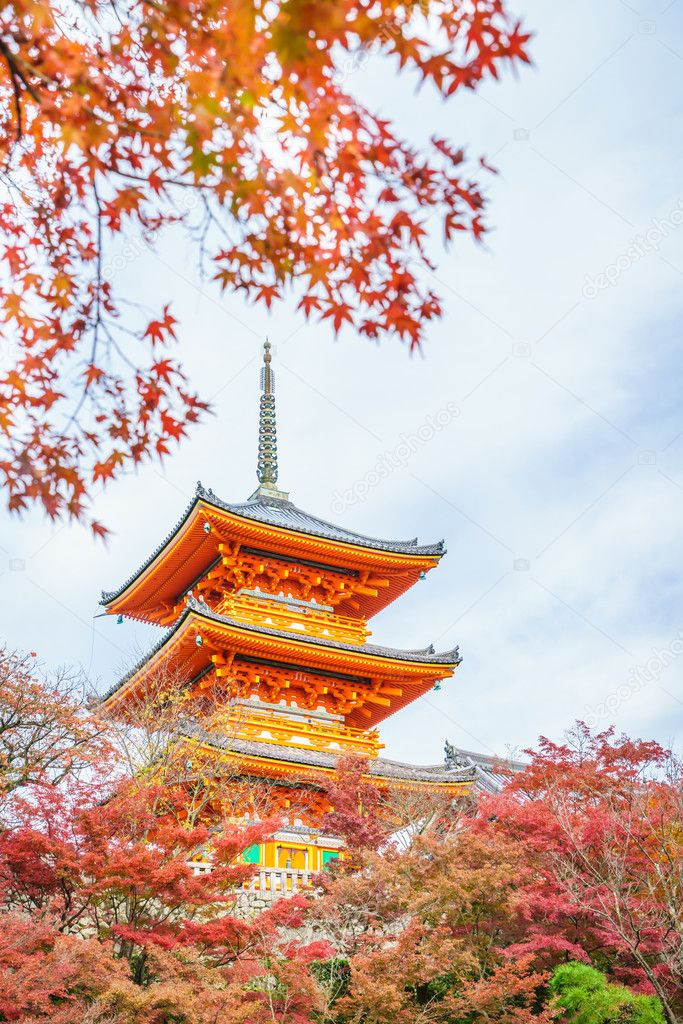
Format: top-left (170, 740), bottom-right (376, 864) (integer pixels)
top-left (184, 732), bottom-right (476, 791)
top-left (101, 488), bottom-right (445, 623)
top-left (189, 600), bottom-right (460, 666)
top-left (99, 605), bottom-right (460, 730)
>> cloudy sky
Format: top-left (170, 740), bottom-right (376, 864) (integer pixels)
top-left (2, 0), bottom-right (683, 766)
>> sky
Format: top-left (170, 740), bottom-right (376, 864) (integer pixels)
top-left (2, 0), bottom-right (683, 766)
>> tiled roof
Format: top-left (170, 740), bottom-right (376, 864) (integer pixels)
top-left (201, 487), bottom-right (445, 556)
top-left (450, 747), bottom-right (526, 794)
top-left (101, 483), bottom-right (445, 605)
top-left (183, 728), bottom-right (523, 793)
top-left (185, 598), bottom-right (459, 663)
top-left (188, 727), bottom-right (479, 786)
top-left (99, 597), bottom-right (461, 704)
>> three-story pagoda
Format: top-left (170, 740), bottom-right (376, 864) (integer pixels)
top-left (100, 342), bottom-right (479, 889)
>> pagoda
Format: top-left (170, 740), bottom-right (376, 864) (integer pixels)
top-left (100, 342), bottom-right (477, 891)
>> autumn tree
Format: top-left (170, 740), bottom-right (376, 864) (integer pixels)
top-left (321, 755), bottom-right (390, 855)
top-left (4, 662), bottom-right (679, 1024)
top-left (0, 647), bottom-right (355, 1021)
top-left (0, 913), bottom-right (131, 1023)
top-left (297, 756), bottom-right (546, 1022)
top-left (0, 649), bottom-right (337, 1023)
top-left (480, 724), bottom-right (683, 1024)
top-left (0, 647), bottom-right (110, 800)
top-left (101, 656), bottom-right (331, 831)
top-left (0, 765), bottom-right (332, 1022)
top-left (2, 777), bottom-right (255, 936)
top-left (101, 657), bottom-right (255, 827)
top-left (304, 814), bottom-right (552, 1024)
top-left (0, 0), bottom-right (530, 532)
top-left (299, 733), bottom-right (683, 1024)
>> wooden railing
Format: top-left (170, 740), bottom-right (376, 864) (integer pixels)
top-left (216, 593), bottom-right (369, 645)
top-left (187, 862), bottom-right (313, 898)
top-left (227, 710), bottom-right (381, 757)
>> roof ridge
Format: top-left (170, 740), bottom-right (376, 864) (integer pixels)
top-left (101, 483), bottom-right (445, 607)
top-left (200, 484), bottom-right (442, 554)
top-left (101, 490), bottom-right (201, 605)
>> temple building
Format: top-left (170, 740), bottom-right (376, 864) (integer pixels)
top-left (100, 342), bottom-right (512, 897)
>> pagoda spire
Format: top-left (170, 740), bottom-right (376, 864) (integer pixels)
top-left (250, 340), bottom-right (289, 502)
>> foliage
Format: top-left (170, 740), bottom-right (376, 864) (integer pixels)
top-left (310, 731), bottom-right (683, 1024)
top-left (550, 962), bottom-right (666, 1024)
top-left (0, 0), bottom-right (529, 532)
top-left (0, 915), bottom-right (129, 1024)
top-left (0, 658), bottom-right (326, 1022)
top-left (3, 653), bottom-right (681, 1024)
top-left (306, 824), bottom-right (553, 1024)
top-left (321, 754), bottom-right (389, 854)
top-left (479, 724), bottom-right (683, 1024)
top-left (309, 765), bottom-right (548, 1022)
top-left (0, 779), bottom-right (265, 946)
top-left (101, 660), bottom-right (303, 829)
top-left (0, 647), bottom-right (110, 798)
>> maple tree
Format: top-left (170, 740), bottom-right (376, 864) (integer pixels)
top-left (0, 662), bottom-right (541, 1023)
top-left (0, 0), bottom-right (530, 533)
top-left (1, 654), bottom-right (677, 1024)
top-left (479, 724), bottom-right (683, 1024)
top-left (0, 914), bottom-right (130, 1023)
top-left (306, 803), bottom-right (552, 1024)
top-left (0, 778), bottom-right (328, 1022)
top-left (0, 651), bottom-right (332, 1023)
top-left (101, 659), bottom-right (299, 828)
top-left (0, 734), bottom-right (319, 1019)
top-left (303, 732), bottom-right (683, 1024)
top-left (321, 754), bottom-right (460, 860)
top-left (320, 754), bottom-right (389, 855)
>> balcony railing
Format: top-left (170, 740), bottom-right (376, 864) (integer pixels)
top-left (245, 866), bottom-right (312, 896)
top-left (216, 592), bottom-right (369, 645)
top-left (187, 862), bottom-right (319, 900)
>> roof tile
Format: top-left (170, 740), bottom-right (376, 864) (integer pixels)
top-left (101, 483), bottom-right (445, 606)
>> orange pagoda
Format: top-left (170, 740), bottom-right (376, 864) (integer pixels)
top-left (100, 342), bottom-right (497, 895)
